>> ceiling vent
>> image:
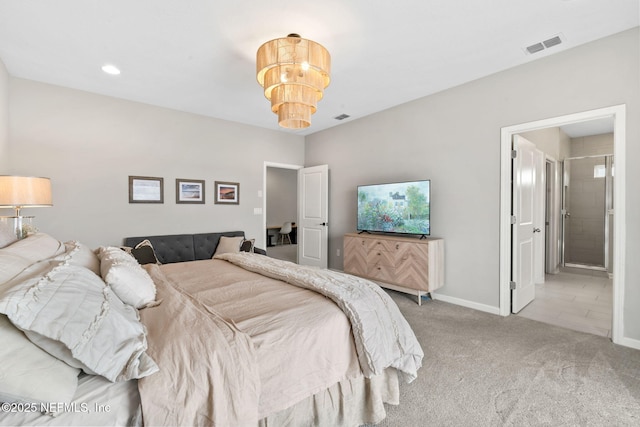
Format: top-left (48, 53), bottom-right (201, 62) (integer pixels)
top-left (334, 114), bottom-right (350, 120)
top-left (543, 35), bottom-right (562, 49)
top-left (525, 34), bottom-right (563, 55)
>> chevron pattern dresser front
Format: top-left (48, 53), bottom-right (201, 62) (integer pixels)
top-left (343, 233), bottom-right (444, 305)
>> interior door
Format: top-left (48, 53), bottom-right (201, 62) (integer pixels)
top-left (297, 165), bottom-right (329, 268)
top-left (512, 135), bottom-right (542, 313)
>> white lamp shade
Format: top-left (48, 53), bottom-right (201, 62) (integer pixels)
top-left (0, 176), bottom-right (53, 208)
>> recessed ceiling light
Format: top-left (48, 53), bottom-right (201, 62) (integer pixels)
top-left (101, 64), bottom-right (121, 75)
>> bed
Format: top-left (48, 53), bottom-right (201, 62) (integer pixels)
top-left (0, 231), bottom-right (423, 426)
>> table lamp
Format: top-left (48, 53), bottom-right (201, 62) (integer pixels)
top-left (0, 176), bottom-right (52, 239)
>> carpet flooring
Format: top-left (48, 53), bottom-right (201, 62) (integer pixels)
top-left (372, 291), bottom-right (640, 426)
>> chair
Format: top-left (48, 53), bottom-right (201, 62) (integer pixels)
top-left (278, 222), bottom-right (292, 245)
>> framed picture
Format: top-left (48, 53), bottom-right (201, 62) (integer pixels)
top-left (129, 176), bottom-right (164, 203)
top-left (176, 179), bottom-right (205, 204)
top-left (214, 181), bottom-right (240, 204)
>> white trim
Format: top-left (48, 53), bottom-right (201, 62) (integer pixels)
top-left (263, 162), bottom-right (303, 250)
top-left (431, 292), bottom-right (500, 315)
top-left (616, 336), bottom-right (640, 351)
top-left (544, 155), bottom-right (561, 275)
top-left (500, 105), bottom-right (626, 346)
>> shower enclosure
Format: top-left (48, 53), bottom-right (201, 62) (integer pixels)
top-left (562, 155), bottom-right (614, 272)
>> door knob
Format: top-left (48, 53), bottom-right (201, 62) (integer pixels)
top-left (533, 228), bottom-right (541, 233)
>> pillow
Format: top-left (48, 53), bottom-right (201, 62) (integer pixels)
top-left (213, 236), bottom-right (245, 257)
top-left (0, 252), bottom-right (32, 287)
top-left (0, 233), bottom-right (66, 286)
top-left (0, 260), bottom-right (158, 383)
top-left (240, 238), bottom-right (255, 253)
top-left (130, 239), bottom-right (160, 265)
top-left (0, 315), bottom-right (80, 406)
top-left (0, 222), bottom-right (17, 249)
top-left (97, 246), bottom-right (157, 308)
top-left (53, 241), bottom-right (101, 276)
top-left (0, 232), bottom-right (65, 263)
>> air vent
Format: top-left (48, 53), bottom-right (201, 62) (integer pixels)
top-left (525, 34), bottom-right (564, 55)
top-left (526, 43), bottom-right (545, 54)
top-left (543, 36), bottom-right (562, 48)
top-left (334, 114), bottom-right (350, 121)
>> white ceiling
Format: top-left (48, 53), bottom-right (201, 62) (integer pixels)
top-left (0, 0), bottom-right (637, 136)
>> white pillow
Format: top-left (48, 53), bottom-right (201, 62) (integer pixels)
top-left (96, 246), bottom-right (156, 309)
top-left (0, 260), bottom-right (159, 382)
top-left (0, 315), bottom-right (80, 405)
top-left (0, 233), bottom-right (66, 285)
top-left (0, 251), bottom-right (32, 286)
top-left (0, 232), bottom-right (65, 263)
top-left (63, 241), bottom-right (101, 276)
top-left (213, 236), bottom-right (245, 257)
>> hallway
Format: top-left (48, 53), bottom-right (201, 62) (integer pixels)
top-left (517, 269), bottom-right (612, 338)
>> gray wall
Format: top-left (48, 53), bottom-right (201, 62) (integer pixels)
top-left (305, 27), bottom-right (639, 339)
top-left (266, 167), bottom-right (297, 228)
top-left (6, 78), bottom-right (305, 249)
top-left (570, 133), bottom-right (614, 157)
top-left (519, 127), bottom-right (571, 161)
top-left (0, 58), bottom-right (8, 173)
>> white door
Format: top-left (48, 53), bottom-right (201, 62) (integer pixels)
top-left (297, 165), bottom-right (329, 268)
top-left (512, 135), bottom-right (543, 313)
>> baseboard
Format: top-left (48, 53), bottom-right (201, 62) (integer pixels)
top-left (431, 292), bottom-right (501, 315)
top-left (615, 335), bottom-right (640, 350)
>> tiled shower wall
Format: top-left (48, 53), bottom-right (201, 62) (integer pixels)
top-left (564, 133), bottom-right (613, 267)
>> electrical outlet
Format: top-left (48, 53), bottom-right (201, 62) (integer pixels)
top-left (336, 249), bottom-right (341, 257)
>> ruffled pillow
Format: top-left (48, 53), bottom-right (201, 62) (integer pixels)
top-left (0, 257), bottom-right (158, 382)
top-left (240, 238), bottom-right (255, 253)
top-left (0, 232), bottom-right (66, 286)
top-left (127, 239), bottom-right (160, 265)
top-left (96, 246), bottom-right (157, 309)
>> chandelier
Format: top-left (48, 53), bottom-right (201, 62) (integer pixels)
top-left (256, 34), bottom-right (331, 129)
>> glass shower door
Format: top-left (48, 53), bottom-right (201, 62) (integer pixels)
top-left (562, 155), bottom-right (611, 270)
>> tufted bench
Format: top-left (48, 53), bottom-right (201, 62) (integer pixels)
top-left (123, 231), bottom-right (265, 264)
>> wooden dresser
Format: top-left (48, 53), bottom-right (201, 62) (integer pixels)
top-left (343, 233), bottom-right (444, 305)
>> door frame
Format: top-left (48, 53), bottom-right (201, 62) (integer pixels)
top-left (499, 104), bottom-right (626, 345)
top-left (263, 161), bottom-right (302, 250)
top-left (544, 155), bottom-right (561, 275)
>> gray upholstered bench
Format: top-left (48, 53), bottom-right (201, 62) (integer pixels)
top-left (123, 231), bottom-right (265, 264)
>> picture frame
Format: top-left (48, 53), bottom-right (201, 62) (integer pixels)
top-left (129, 176), bottom-right (164, 204)
top-left (214, 181), bottom-right (240, 204)
top-left (176, 179), bottom-right (205, 204)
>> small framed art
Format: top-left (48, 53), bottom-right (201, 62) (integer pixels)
top-left (176, 179), bottom-right (205, 204)
top-left (214, 181), bottom-right (240, 204)
top-left (129, 176), bottom-right (164, 203)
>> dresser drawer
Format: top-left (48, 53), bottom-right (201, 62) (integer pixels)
top-left (366, 247), bottom-right (395, 267)
top-left (366, 263), bottom-right (395, 283)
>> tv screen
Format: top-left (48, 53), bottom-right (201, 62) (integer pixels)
top-left (357, 180), bottom-right (430, 236)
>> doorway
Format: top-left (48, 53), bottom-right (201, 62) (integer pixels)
top-left (499, 105), bottom-right (627, 345)
top-left (264, 162), bottom-right (301, 263)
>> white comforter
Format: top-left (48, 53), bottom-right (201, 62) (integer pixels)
top-left (215, 252), bottom-right (424, 382)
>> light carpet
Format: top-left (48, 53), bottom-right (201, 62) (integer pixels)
top-left (368, 291), bottom-right (640, 426)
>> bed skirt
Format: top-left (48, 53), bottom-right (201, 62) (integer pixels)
top-left (260, 368), bottom-right (399, 427)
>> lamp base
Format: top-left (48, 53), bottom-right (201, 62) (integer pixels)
top-left (0, 216), bottom-right (35, 240)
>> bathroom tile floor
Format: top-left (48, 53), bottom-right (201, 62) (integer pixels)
top-left (517, 268), bottom-right (612, 338)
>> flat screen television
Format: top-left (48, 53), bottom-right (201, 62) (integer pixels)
top-left (357, 179), bottom-right (430, 236)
